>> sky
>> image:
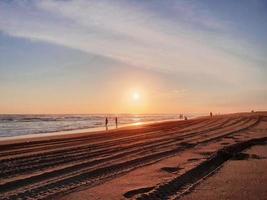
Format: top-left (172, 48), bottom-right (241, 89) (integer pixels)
top-left (0, 0), bottom-right (266, 114)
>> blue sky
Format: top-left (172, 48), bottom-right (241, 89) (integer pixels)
top-left (0, 0), bottom-right (266, 114)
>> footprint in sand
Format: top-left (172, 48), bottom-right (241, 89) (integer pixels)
top-left (198, 151), bottom-right (213, 156)
top-left (231, 153), bottom-right (267, 160)
top-left (123, 186), bottom-right (155, 198)
top-left (187, 158), bottom-right (201, 162)
top-left (161, 166), bottom-right (182, 173)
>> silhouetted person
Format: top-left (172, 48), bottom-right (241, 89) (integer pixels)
top-left (179, 114), bottom-right (183, 119)
top-left (105, 117), bottom-right (108, 130)
top-left (184, 116), bottom-right (188, 120)
top-left (115, 117), bottom-right (118, 128)
top-left (210, 112), bottom-right (213, 117)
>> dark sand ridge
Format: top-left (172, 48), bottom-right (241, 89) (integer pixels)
top-left (180, 144), bottom-right (267, 200)
top-left (0, 112), bottom-right (266, 199)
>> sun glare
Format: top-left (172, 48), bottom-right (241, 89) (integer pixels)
top-left (124, 89), bottom-right (147, 113)
top-left (132, 92), bottom-right (140, 101)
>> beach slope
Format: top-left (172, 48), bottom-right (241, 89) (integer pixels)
top-left (0, 112), bottom-right (266, 200)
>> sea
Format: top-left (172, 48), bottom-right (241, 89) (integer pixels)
top-left (0, 114), bottom-right (189, 138)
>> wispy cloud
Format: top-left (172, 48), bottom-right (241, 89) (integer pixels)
top-left (0, 0), bottom-right (265, 89)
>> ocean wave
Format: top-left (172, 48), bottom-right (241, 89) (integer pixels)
top-left (0, 114), bottom-right (182, 137)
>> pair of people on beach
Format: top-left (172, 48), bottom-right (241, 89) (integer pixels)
top-left (105, 117), bottom-right (118, 129)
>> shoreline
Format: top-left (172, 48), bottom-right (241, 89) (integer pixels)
top-left (0, 118), bottom-right (186, 145)
top-left (0, 114), bottom-right (193, 140)
top-left (0, 112), bottom-right (260, 143)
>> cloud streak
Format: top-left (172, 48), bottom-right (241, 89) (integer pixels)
top-left (0, 0), bottom-right (265, 89)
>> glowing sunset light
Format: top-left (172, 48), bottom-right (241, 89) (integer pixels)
top-left (0, 0), bottom-right (266, 114)
top-left (132, 92), bottom-right (140, 101)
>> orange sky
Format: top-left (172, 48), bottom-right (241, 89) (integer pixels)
top-left (0, 0), bottom-right (266, 114)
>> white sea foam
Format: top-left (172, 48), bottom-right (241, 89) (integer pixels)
top-left (0, 114), bottom-right (191, 137)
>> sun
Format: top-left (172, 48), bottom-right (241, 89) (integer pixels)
top-left (125, 89), bottom-right (147, 113)
top-left (132, 92), bottom-right (140, 101)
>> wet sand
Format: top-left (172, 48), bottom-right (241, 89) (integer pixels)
top-left (0, 112), bottom-right (266, 200)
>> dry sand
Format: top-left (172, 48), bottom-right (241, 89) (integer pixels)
top-left (181, 144), bottom-right (267, 200)
top-left (0, 112), bottom-right (266, 200)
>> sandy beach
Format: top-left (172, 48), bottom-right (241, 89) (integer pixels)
top-left (181, 144), bottom-right (267, 200)
top-left (0, 112), bottom-right (267, 200)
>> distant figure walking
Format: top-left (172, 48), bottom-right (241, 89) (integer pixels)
top-left (115, 117), bottom-right (118, 128)
top-left (179, 114), bottom-right (183, 120)
top-left (210, 112), bottom-right (213, 117)
top-left (105, 117), bottom-right (108, 130)
top-left (184, 116), bottom-right (188, 120)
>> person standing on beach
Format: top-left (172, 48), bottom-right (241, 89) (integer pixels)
top-left (105, 117), bottom-right (108, 130)
top-left (115, 117), bottom-right (118, 128)
top-left (210, 112), bottom-right (213, 117)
